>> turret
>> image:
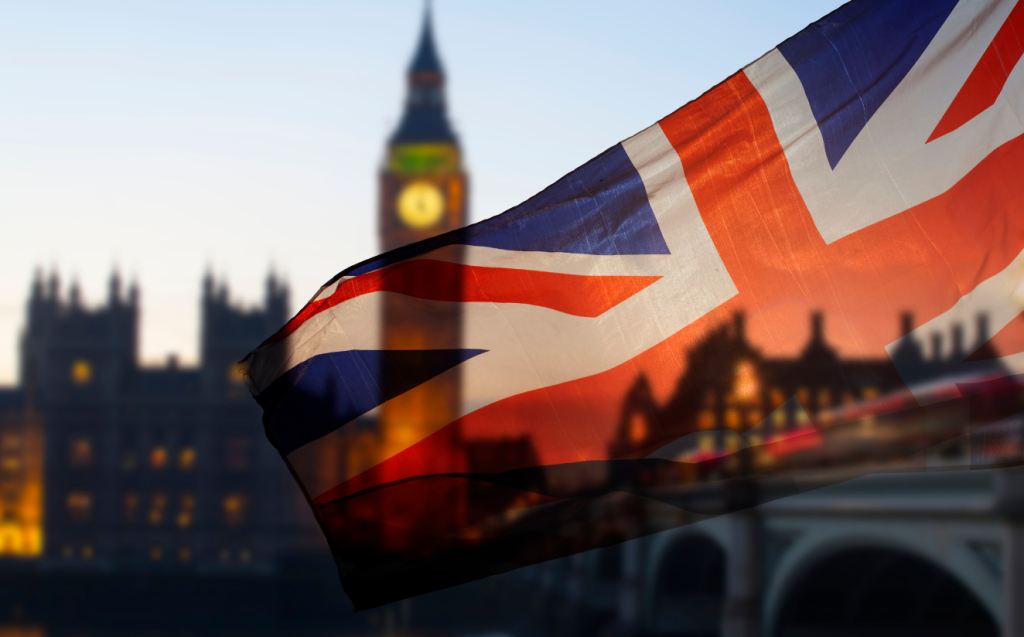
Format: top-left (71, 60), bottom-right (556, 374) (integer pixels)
top-left (951, 324), bottom-right (964, 361)
top-left (900, 312), bottom-right (913, 337)
top-left (264, 271), bottom-right (289, 328)
top-left (733, 311), bottom-right (746, 345)
top-left (68, 279), bottom-right (82, 310)
top-left (127, 279), bottom-right (139, 307)
top-left (931, 333), bottom-right (943, 360)
top-left (800, 311), bottom-right (838, 363)
top-left (47, 271), bottom-right (60, 301)
top-left (108, 270), bottom-right (122, 306)
top-left (202, 269), bottom-right (214, 301)
top-left (30, 269), bottom-right (43, 303)
top-left (966, 313), bottom-right (999, 364)
top-left (890, 311), bottom-right (926, 381)
top-left (199, 270), bottom-right (289, 399)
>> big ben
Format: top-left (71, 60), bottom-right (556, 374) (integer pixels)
top-left (377, 8), bottom-right (467, 459)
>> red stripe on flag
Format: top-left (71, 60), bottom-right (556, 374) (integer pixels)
top-left (928, 0), bottom-right (1024, 143)
top-left (268, 260), bottom-right (659, 345)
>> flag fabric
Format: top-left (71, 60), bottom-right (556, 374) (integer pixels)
top-left (244, 0), bottom-right (1024, 610)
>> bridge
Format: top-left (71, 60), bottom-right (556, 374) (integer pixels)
top-left (511, 467), bottom-right (1024, 636)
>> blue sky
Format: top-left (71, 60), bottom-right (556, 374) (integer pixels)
top-left (0, 0), bottom-right (846, 384)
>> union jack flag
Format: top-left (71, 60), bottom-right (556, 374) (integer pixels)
top-left (244, 0), bottom-right (1024, 609)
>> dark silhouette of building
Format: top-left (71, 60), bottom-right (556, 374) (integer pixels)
top-left (612, 311), bottom-right (1002, 464)
top-left (0, 268), bottom-right (318, 572)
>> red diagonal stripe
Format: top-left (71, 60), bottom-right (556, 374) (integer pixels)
top-left (268, 260), bottom-right (660, 345)
top-left (928, 0), bottom-right (1024, 143)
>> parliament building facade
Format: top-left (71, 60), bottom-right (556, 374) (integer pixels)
top-left (0, 269), bottom-right (318, 571)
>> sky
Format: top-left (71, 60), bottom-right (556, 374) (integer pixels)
top-left (0, 0), bottom-right (847, 385)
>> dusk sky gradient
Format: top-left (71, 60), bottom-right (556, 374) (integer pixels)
top-left (0, 0), bottom-right (846, 385)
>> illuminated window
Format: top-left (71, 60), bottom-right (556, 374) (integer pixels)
top-left (123, 492), bottom-right (138, 523)
top-left (842, 392), bottom-right (855, 405)
top-left (177, 493), bottom-right (195, 528)
top-left (62, 545), bottom-right (74, 559)
top-left (69, 438), bottom-right (92, 467)
top-left (747, 409), bottom-right (763, 426)
top-left (698, 410), bottom-right (715, 430)
top-left (239, 548), bottom-right (252, 563)
top-left (797, 387), bottom-right (810, 406)
top-left (725, 435), bottom-right (741, 452)
top-left (222, 493), bottom-right (248, 526)
top-left (734, 360), bottom-right (759, 402)
top-left (628, 414), bottom-right (647, 444)
top-left (150, 446), bottom-right (167, 470)
top-left (81, 545), bottom-right (94, 559)
top-left (2, 434), bottom-right (20, 450)
top-left (66, 491), bottom-right (92, 522)
top-left (724, 409), bottom-right (741, 430)
top-left (770, 388), bottom-right (786, 408)
top-left (1, 457), bottom-right (21, 471)
top-left (817, 388), bottom-right (832, 408)
top-left (178, 447), bottom-right (196, 471)
top-left (71, 359), bottom-right (92, 385)
top-left (178, 547), bottom-right (192, 562)
top-left (862, 386), bottom-right (879, 400)
top-left (149, 493), bottom-right (166, 526)
top-left (699, 432), bottom-right (715, 452)
top-left (149, 546), bottom-right (162, 562)
top-left (772, 409), bottom-right (787, 429)
top-left (228, 364), bottom-right (247, 385)
top-left (225, 436), bottom-right (252, 471)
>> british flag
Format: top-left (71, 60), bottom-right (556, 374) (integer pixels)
top-left (244, 0), bottom-right (1024, 609)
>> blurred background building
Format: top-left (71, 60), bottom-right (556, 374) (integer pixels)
top-left (17, 267), bottom-right (303, 571)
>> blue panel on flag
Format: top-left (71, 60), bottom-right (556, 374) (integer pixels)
top-left (347, 144), bottom-right (668, 276)
top-left (778, 0), bottom-right (957, 169)
top-left (260, 349), bottom-right (486, 455)
top-left (461, 143), bottom-right (670, 255)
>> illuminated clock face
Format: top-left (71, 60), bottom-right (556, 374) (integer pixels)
top-left (397, 181), bottom-right (445, 230)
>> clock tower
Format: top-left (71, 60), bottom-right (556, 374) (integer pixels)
top-left (377, 8), bottom-right (467, 459)
top-left (380, 8), bottom-right (467, 251)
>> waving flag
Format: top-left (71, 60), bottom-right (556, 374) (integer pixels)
top-left (244, 0), bottom-right (1024, 610)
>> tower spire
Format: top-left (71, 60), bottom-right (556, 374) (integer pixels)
top-left (409, 2), bottom-right (442, 76)
top-left (390, 3), bottom-right (456, 145)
